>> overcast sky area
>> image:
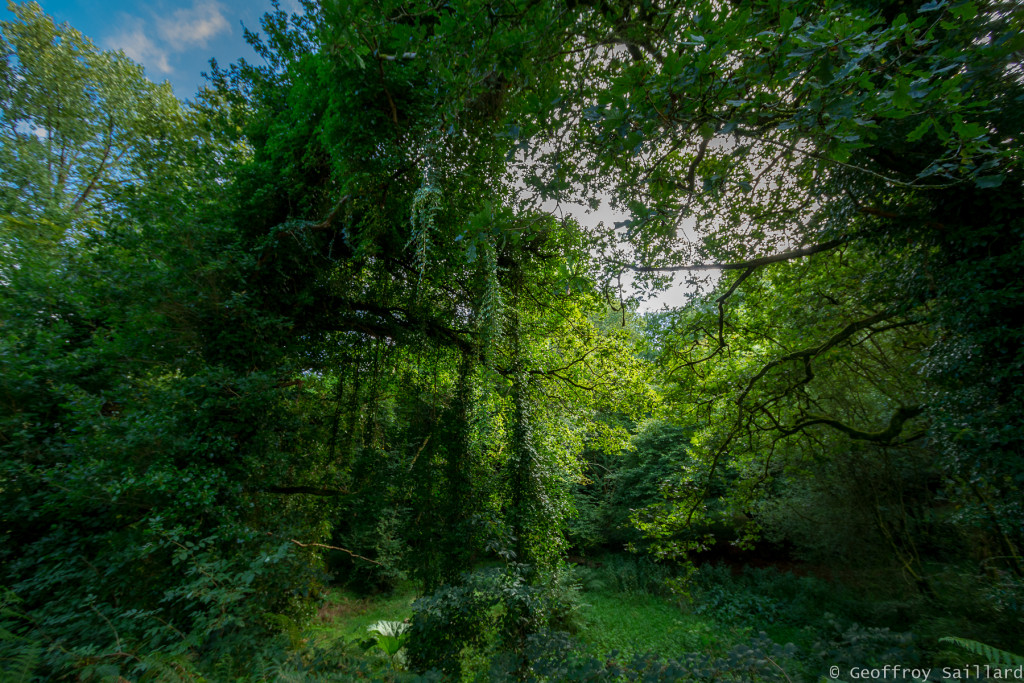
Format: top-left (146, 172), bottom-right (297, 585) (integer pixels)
top-left (2, 0), bottom-right (302, 100)
top-left (4, 0), bottom-right (705, 311)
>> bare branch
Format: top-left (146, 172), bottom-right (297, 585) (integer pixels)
top-left (283, 538), bottom-right (381, 565)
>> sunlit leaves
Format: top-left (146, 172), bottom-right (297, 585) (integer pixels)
top-left (0, 2), bottom-right (183, 223)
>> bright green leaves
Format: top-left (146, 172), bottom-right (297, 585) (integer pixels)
top-left (643, 247), bottom-right (933, 563)
top-left (0, 2), bottom-right (183, 223)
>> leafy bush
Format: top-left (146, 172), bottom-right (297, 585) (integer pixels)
top-left (487, 629), bottom-right (799, 682)
top-left (692, 583), bottom-right (784, 624)
top-left (406, 561), bottom-right (594, 677)
top-left (207, 635), bottom-right (407, 682)
top-left (685, 565), bottom-right (784, 625)
top-left (808, 616), bottom-right (921, 674)
top-left (406, 570), bottom-right (504, 676)
top-left (541, 564), bottom-right (587, 634)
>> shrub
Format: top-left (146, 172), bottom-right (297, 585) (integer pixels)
top-left (405, 570), bottom-right (503, 676)
top-left (488, 629), bottom-right (800, 682)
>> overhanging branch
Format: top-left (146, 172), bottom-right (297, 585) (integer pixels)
top-left (307, 195), bottom-right (351, 230)
top-left (258, 485), bottom-right (350, 496)
top-left (626, 238), bottom-right (848, 274)
top-left (736, 310), bottom-right (892, 406)
top-left (783, 405), bottom-right (925, 443)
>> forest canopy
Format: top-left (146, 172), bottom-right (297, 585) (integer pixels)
top-left (1, 0), bottom-right (1022, 679)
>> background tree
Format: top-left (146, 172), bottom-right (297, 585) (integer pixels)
top-left (0, 2), bottom-right (182, 225)
top-left (536, 0), bottom-right (1023, 597)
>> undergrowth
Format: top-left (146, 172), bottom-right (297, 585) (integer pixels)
top-left (5, 557), bottom-right (1019, 681)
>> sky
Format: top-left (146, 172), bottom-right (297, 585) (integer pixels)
top-left (3, 0), bottom-right (302, 100)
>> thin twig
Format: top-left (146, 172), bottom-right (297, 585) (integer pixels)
top-left (285, 539), bottom-right (381, 566)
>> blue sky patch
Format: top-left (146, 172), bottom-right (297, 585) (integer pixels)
top-left (3, 0), bottom-right (299, 100)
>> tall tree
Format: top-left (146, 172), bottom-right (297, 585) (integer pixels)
top-left (0, 2), bottom-right (182, 225)
top-left (0, 5), bottom-right (335, 677)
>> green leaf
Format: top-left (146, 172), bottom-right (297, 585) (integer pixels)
top-left (949, 1), bottom-right (977, 19)
top-left (892, 78), bottom-right (913, 109)
top-left (953, 119), bottom-right (988, 139)
top-left (974, 174), bottom-right (1005, 188)
top-left (906, 118), bottom-right (933, 142)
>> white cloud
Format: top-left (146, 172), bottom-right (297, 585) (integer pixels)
top-left (156, 1), bottom-right (230, 51)
top-left (103, 2), bottom-right (230, 79)
top-left (105, 16), bottom-right (172, 74)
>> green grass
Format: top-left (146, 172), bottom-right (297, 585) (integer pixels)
top-left (306, 581), bottom-right (420, 647)
top-left (575, 590), bottom-right (723, 658)
top-left (302, 569), bottom-right (798, 669)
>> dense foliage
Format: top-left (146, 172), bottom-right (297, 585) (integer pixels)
top-left (1, 0), bottom-right (1021, 679)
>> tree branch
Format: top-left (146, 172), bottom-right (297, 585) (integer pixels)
top-left (685, 133), bottom-right (714, 194)
top-left (737, 310), bottom-right (892, 406)
top-left (782, 405), bottom-right (925, 443)
top-left (716, 266), bottom-right (756, 347)
top-left (306, 195), bottom-right (351, 230)
top-left (626, 238), bottom-right (848, 274)
top-left (258, 485), bottom-right (350, 496)
top-left (280, 537), bottom-right (381, 565)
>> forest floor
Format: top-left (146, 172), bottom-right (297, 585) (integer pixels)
top-left (305, 579), bottom-right (740, 659)
top-left (301, 554), bottom-right (997, 681)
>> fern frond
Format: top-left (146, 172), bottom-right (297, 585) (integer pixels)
top-left (266, 657), bottom-right (310, 682)
top-left (941, 637), bottom-right (1024, 665)
top-left (133, 651), bottom-right (202, 683)
top-left (0, 637), bottom-right (41, 683)
top-left (0, 589), bottom-right (41, 683)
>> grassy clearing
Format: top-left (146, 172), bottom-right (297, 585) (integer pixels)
top-left (306, 571), bottom-right (753, 672)
top-left (304, 565), bottom-right (800, 662)
top-left (306, 580), bottom-right (419, 647)
top-left (302, 558), bottom-right (988, 680)
top-left (575, 590), bottom-right (721, 657)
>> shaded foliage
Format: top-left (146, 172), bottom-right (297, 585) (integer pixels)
top-left (1, 0), bottom-right (1022, 677)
